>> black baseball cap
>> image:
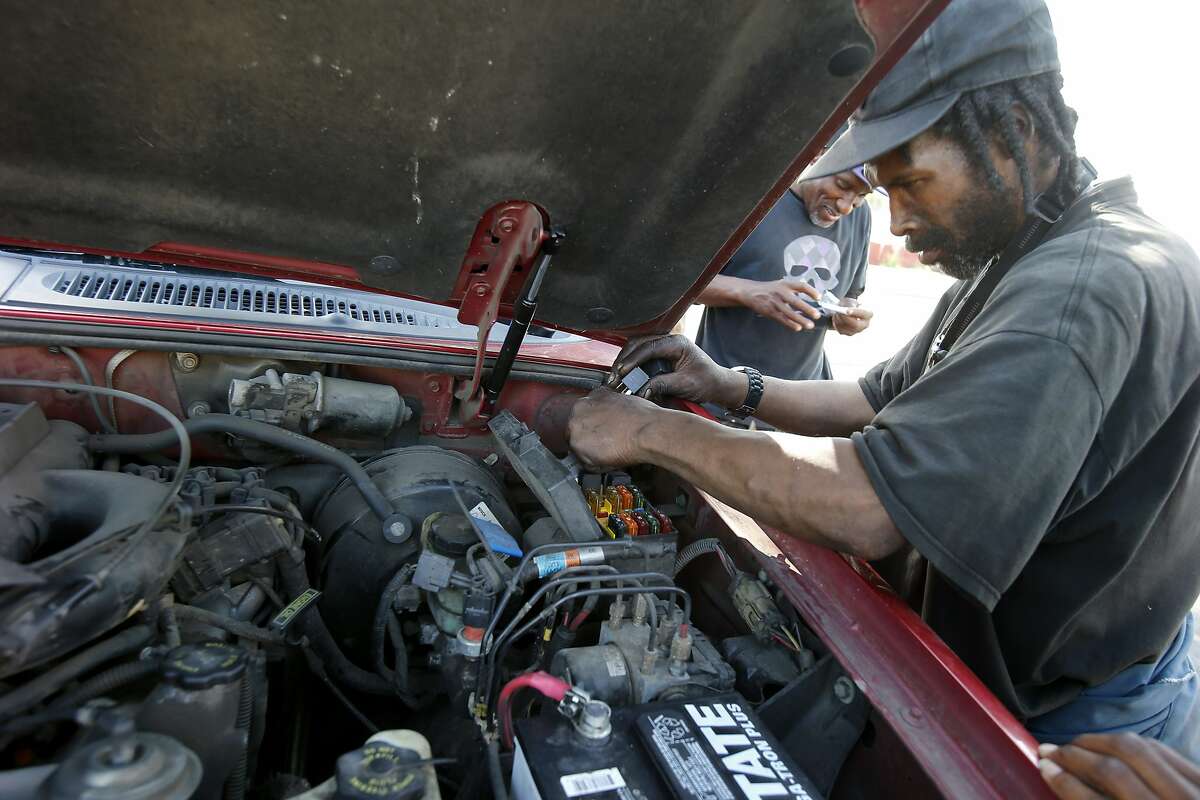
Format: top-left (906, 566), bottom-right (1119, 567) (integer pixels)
top-left (803, 0), bottom-right (1060, 180)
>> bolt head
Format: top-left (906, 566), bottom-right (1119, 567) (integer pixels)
top-left (473, 284), bottom-right (488, 296)
top-left (833, 676), bottom-right (856, 705)
top-left (382, 514), bottom-right (412, 544)
top-left (175, 353), bottom-right (200, 372)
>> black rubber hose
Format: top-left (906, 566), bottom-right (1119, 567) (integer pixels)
top-left (223, 675), bottom-right (254, 800)
top-left (277, 559), bottom-right (394, 696)
top-left (0, 624), bottom-right (151, 720)
top-left (373, 566), bottom-right (415, 686)
top-left (48, 658), bottom-right (160, 711)
top-left (487, 738), bottom-right (509, 800)
top-left (173, 605), bottom-right (284, 646)
top-left (86, 415), bottom-right (394, 524)
top-left (51, 346), bottom-right (117, 434)
top-left (160, 603), bottom-right (182, 648)
top-left (674, 538), bottom-right (738, 579)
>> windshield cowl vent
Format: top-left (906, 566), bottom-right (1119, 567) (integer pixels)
top-left (47, 266), bottom-right (463, 329)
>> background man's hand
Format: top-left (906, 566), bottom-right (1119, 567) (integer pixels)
top-left (832, 297), bottom-right (873, 336)
top-left (1039, 734), bottom-right (1200, 799)
top-left (739, 278), bottom-right (823, 332)
top-left (606, 334), bottom-right (746, 407)
top-left (567, 389), bottom-right (662, 471)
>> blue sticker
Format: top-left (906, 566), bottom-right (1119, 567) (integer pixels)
top-left (534, 552), bottom-right (568, 578)
top-left (476, 517), bottom-right (522, 558)
top-left (468, 502), bottom-right (523, 558)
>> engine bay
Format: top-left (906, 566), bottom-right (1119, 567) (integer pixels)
top-left (0, 348), bottom-right (880, 800)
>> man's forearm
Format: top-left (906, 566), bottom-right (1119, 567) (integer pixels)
top-left (694, 275), bottom-right (750, 307)
top-left (713, 371), bottom-right (876, 436)
top-left (637, 408), bottom-right (902, 560)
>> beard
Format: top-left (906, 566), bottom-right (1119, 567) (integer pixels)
top-left (806, 201), bottom-right (839, 229)
top-left (907, 183), bottom-right (1021, 281)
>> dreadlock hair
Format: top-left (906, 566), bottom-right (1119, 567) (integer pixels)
top-left (930, 71), bottom-right (1080, 213)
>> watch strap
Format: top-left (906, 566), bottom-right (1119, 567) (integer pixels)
top-left (731, 366), bottom-right (764, 418)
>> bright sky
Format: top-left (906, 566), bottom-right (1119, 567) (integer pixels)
top-left (1049, 0), bottom-right (1200, 254)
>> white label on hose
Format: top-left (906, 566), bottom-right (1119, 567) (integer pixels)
top-left (533, 552), bottom-right (568, 579)
top-left (560, 767), bottom-right (626, 797)
top-left (533, 546), bottom-right (607, 578)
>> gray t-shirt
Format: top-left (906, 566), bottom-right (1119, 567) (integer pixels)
top-left (696, 191), bottom-right (871, 380)
top-left (854, 178), bottom-right (1200, 719)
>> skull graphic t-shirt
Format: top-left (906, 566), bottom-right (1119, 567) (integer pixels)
top-left (696, 189), bottom-right (871, 380)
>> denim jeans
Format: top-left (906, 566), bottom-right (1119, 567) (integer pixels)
top-left (1027, 613), bottom-right (1199, 762)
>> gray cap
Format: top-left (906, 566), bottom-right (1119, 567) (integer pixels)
top-left (804, 0), bottom-right (1060, 179)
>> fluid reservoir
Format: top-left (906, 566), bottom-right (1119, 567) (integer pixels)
top-left (424, 513), bottom-right (477, 636)
top-left (335, 742), bottom-right (427, 800)
top-left (136, 642), bottom-right (249, 800)
top-left (288, 730), bottom-right (441, 800)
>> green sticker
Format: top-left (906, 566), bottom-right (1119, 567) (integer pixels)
top-left (270, 588), bottom-right (322, 632)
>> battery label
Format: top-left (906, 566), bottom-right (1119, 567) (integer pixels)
top-left (559, 767), bottom-right (627, 798)
top-left (533, 546), bottom-right (605, 578)
top-left (636, 698), bottom-right (819, 800)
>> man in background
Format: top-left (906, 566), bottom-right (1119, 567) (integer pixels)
top-left (693, 166), bottom-right (875, 381)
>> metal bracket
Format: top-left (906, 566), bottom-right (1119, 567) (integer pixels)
top-left (449, 201), bottom-right (547, 424)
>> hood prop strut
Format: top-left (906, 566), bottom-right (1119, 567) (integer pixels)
top-left (483, 229), bottom-right (565, 410)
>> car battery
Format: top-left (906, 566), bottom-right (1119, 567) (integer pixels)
top-left (511, 692), bottom-right (821, 800)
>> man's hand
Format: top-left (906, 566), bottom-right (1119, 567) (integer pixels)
top-left (606, 334), bottom-right (746, 407)
top-left (1039, 735), bottom-right (1200, 799)
top-left (567, 389), bottom-right (664, 471)
top-left (831, 297), bottom-right (874, 336)
top-left (737, 277), bottom-right (823, 332)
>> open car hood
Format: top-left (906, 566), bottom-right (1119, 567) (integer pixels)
top-left (0, 1), bottom-right (942, 337)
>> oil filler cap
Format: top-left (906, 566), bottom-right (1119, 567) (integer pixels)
top-left (160, 642), bottom-right (247, 690)
top-left (335, 742), bottom-right (426, 800)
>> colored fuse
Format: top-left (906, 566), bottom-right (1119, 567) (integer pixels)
top-left (607, 514), bottom-right (629, 538)
top-left (648, 506), bottom-right (673, 533)
top-left (621, 511), bottom-right (646, 537)
top-left (596, 511), bottom-right (616, 539)
top-left (603, 486), bottom-right (623, 511)
top-left (615, 485), bottom-right (635, 511)
top-left (629, 485), bottom-right (646, 509)
top-left (588, 493), bottom-right (614, 518)
top-left (582, 475), bottom-right (606, 516)
top-left (635, 509), bottom-right (661, 536)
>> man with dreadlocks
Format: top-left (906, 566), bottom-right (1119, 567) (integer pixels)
top-left (566, 0), bottom-right (1200, 779)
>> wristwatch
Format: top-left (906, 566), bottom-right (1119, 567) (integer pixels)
top-left (730, 366), bottom-right (764, 418)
